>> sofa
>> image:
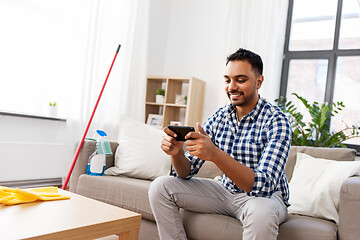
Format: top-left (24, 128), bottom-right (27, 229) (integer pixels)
top-left (69, 139), bottom-right (360, 240)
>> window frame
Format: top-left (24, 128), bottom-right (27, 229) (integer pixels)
top-left (280, 0), bottom-right (360, 152)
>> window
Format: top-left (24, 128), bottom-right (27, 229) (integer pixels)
top-left (0, 1), bottom-right (86, 117)
top-left (280, 0), bottom-right (360, 151)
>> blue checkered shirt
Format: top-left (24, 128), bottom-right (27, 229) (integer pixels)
top-left (173, 97), bottom-right (291, 205)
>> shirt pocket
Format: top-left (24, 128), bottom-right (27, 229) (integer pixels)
top-left (232, 139), bottom-right (264, 166)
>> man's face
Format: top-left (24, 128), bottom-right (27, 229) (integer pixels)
top-left (224, 60), bottom-right (263, 107)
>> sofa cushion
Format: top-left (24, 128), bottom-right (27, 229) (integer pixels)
top-left (278, 214), bottom-right (337, 240)
top-left (181, 210), bottom-right (337, 240)
top-left (288, 153), bottom-right (360, 224)
top-left (286, 146), bottom-right (356, 181)
top-left (194, 161), bottom-right (223, 179)
top-left (181, 210), bottom-right (243, 240)
top-left (77, 174), bottom-right (155, 221)
top-left (105, 115), bottom-right (171, 180)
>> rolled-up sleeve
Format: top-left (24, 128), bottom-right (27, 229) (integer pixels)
top-left (249, 116), bottom-right (291, 197)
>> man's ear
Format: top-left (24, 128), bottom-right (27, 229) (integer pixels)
top-left (256, 75), bottom-right (264, 90)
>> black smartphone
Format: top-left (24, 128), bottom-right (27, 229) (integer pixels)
top-left (168, 125), bottom-right (195, 141)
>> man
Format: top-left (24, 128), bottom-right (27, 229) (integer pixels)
top-left (148, 48), bottom-right (291, 240)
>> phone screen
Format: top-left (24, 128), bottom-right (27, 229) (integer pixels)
top-left (168, 125), bottom-right (195, 141)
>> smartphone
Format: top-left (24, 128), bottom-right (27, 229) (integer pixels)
top-left (168, 125), bottom-right (195, 141)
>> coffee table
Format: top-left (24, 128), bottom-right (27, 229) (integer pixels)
top-left (0, 189), bottom-right (141, 240)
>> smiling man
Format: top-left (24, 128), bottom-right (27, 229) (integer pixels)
top-left (149, 48), bottom-right (292, 240)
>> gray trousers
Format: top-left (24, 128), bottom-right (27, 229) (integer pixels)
top-left (148, 176), bottom-right (288, 240)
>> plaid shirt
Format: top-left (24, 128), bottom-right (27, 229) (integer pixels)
top-left (173, 97), bottom-right (291, 205)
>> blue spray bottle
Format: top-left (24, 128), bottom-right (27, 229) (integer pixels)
top-left (86, 130), bottom-right (112, 176)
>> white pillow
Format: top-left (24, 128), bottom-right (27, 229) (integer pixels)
top-left (104, 115), bottom-right (171, 180)
top-left (288, 152), bottom-right (360, 223)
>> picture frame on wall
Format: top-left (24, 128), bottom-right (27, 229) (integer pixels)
top-left (147, 114), bottom-right (163, 128)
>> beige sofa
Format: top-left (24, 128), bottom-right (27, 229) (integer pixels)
top-left (69, 140), bottom-right (360, 240)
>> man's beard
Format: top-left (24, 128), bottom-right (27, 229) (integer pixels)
top-left (227, 91), bottom-right (246, 106)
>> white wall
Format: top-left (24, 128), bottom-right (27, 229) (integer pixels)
top-left (148, 0), bottom-right (231, 122)
top-left (147, 0), bottom-right (172, 75)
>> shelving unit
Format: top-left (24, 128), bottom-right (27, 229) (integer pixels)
top-left (145, 76), bottom-right (205, 128)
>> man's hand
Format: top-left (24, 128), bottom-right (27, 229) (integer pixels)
top-left (161, 126), bottom-right (184, 156)
top-left (185, 123), bottom-right (218, 161)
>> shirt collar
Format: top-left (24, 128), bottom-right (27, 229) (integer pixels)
top-left (226, 96), bottom-right (265, 122)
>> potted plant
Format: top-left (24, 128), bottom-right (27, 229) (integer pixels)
top-left (48, 101), bottom-right (58, 117)
top-left (275, 93), bottom-right (360, 148)
top-left (156, 89), bottom-right (165, 104)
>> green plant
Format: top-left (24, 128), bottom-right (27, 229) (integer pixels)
top-left (275, 93), bottom-right (360, 148)
top-left (49, 101), bottom-right (57, 107)
top-left (184, 96), bottom-right (187, 101)
top-left (156, 89), bottom-right (165, 96)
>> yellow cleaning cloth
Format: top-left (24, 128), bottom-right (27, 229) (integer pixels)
top-left (0, 186), bottom-right (70, 205)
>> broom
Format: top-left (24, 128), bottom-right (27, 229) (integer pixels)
top-left (62, 44), bottom-right (121, 190)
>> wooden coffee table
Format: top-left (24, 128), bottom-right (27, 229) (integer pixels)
top-left (0, 189), bottom-right (141, 240)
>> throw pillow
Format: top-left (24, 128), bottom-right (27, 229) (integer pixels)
top-left (104, 115), bottom-right (171, 180)
top-left (288, 152), bottom-right (360, 223)
top-left (286, 146), bottom-right (356, 181)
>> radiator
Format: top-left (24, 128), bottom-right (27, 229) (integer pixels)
top-left (0, 142), bottom-right (72, 186)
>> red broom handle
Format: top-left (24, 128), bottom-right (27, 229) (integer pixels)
top-left (62, 44), bottom-right (121, 190)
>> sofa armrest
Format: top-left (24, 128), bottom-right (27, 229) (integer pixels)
top-left (338, 175), bottom-right (360, 240)
top-left (68, 140), bottom-right (119, 193)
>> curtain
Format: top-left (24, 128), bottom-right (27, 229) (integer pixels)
top-left (219, 0), bottom-right (289, 105)
top-left (68, 0), bottom-right (149, 141)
